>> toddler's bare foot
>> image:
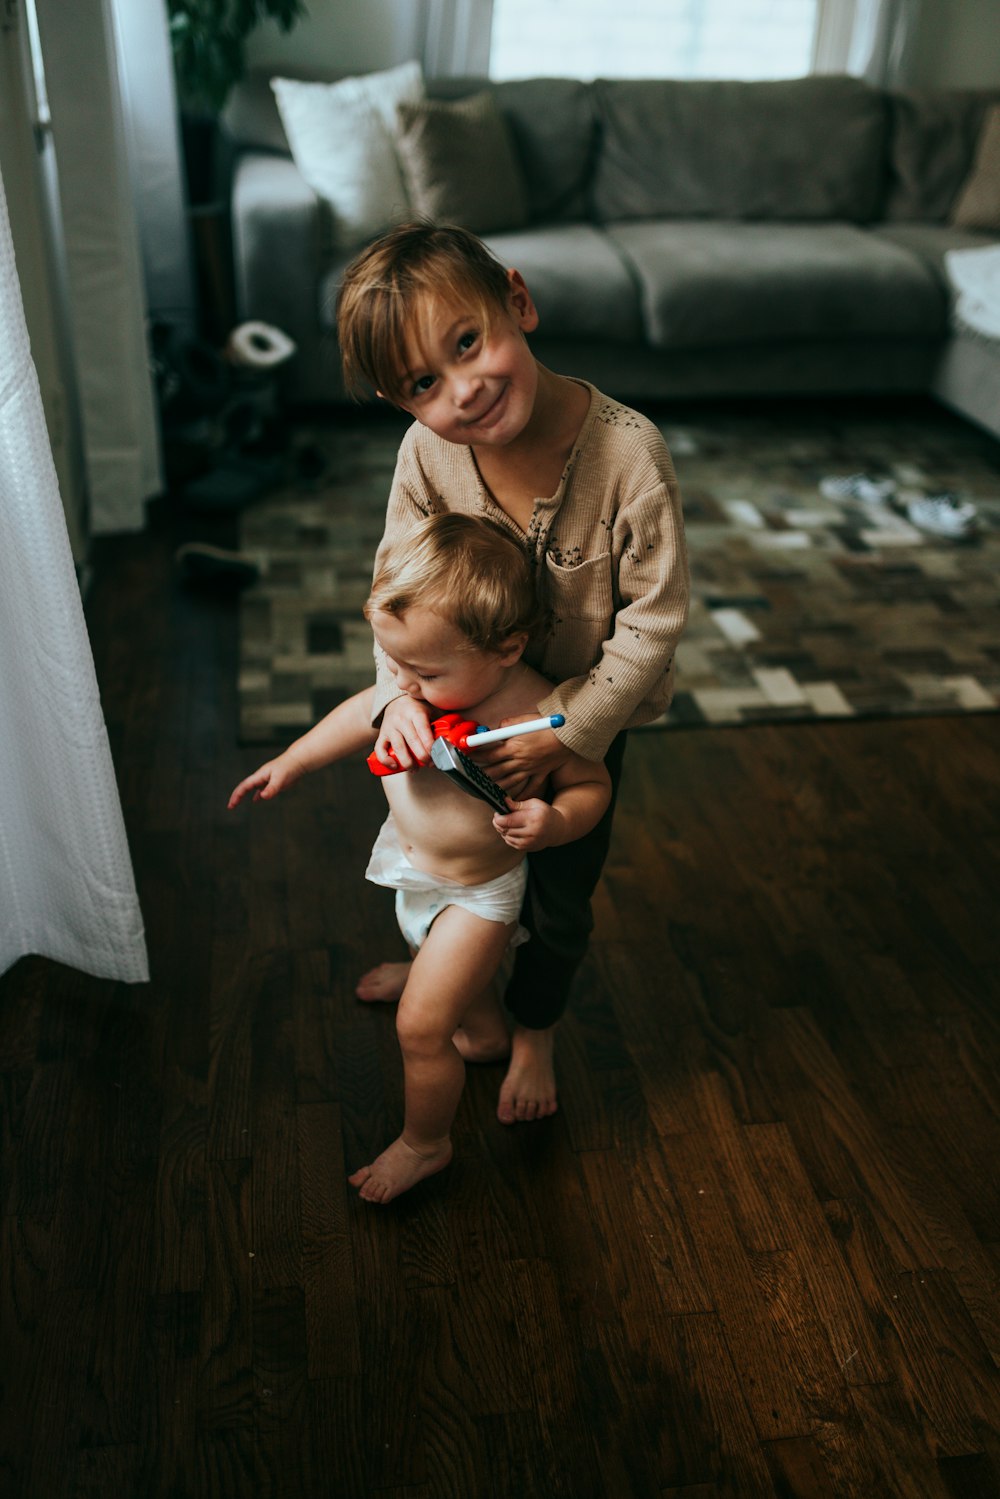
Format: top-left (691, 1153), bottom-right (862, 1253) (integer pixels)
top-left (497, 1024), bottom-right (558, 1124)
top-left (355, 961), bottom-right (411, 1002)
top-left (348, 1135), bottom-right (453, 1204)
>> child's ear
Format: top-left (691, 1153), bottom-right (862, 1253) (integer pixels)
top-left (506, 269), bottom-right (539, 333)
top-left (496, 631), bottom-right (529, 666)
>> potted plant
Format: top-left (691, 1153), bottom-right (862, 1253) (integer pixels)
top-left (168, 0), bottom-right (307, 203)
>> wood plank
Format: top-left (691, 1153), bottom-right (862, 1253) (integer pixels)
top-left (504, 1256), bottom-right (600, 1499)
top-left (664, 1130), bottom-right (840, 1441)
top-left (136, 1289), bottom-right (202, 1497)
top-left (153, 1066), bottom-right (207, 1294)
top-left (250, 950), bottom-right (303, 1291)
top-left (252, 1286), bottom-right (314, 1499)
top-left (822, 1196), bottom-right (1000, 1454)
top-left (762, 1436), bottom-right (839, 1498)
top-left (197, 1158), bottom-right (255, 1431)
top-left (655, 1311), bottom-right (780, 1497)
top-left (297, 1100), bottom-right (360, 1378)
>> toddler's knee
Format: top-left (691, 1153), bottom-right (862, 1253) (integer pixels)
top-left (395, 1006), bottom-right (450, 1059)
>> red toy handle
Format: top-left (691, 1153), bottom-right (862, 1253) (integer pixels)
top-left (366, 713), bottom-right (481, 777)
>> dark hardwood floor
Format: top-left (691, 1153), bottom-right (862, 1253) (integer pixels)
top-left (2, 493), bottom-right (999, 1498)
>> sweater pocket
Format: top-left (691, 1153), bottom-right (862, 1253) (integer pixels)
top-left (539, 550), bottom-right (615, 682)
top-left (542, 550), bottom-right (614, 623)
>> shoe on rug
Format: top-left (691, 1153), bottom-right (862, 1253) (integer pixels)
top-left (903, 493), bottom-right (979, 539)
top-left (174, 543), bottom-right (261, 586)
top-left (819, 473), bottom-right (897, 505)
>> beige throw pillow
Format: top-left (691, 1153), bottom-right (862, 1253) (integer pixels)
top-left (950, 103), bottom-right (1000, 231)
top-left (395, 92), bottom-right (530, 234)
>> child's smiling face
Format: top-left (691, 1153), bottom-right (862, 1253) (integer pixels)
top-left (385, 273), bottom-right (540, 449)
top-left (370, 606), bottom-right (524, 714)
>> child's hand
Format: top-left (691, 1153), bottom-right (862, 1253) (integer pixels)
top-left (374, 695), bottom-right (435, 770)
top-left (473, 722), bottom-right (571, 800)
top-left (227, 752), bottom-right (304, 808)
top-left (493, 796), bottom-right (561, 852)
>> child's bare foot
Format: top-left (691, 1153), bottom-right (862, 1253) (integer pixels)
top-left (348, 1135), bottom-right (453, 1203)
top-left (497, 1024), bottom-right (558, 1123)
top-left (355, 961), bottom-right (411, 1002)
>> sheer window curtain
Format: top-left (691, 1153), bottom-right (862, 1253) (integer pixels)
top-left (31, 0), bottom-right (162, 535)
top-left (813, 0), bottom-right (921, 83)
top-left (423, 0), bottom-right (493, 75)
top-left (0, 165), bottom-right (148, 983)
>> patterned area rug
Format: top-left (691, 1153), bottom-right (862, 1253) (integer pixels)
top-left (237, 400), bottom-right (1000, 744)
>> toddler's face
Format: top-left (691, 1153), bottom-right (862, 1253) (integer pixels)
top-left (370, 606), bottom-right (521, 713)
top-left (387, 276), bottom-right (539, 449)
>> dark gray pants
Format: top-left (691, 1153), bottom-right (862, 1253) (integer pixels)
top-left (503, 731), bottom-right (628, 1029)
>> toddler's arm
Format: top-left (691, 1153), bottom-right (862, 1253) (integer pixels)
top-left (492, 752), bottom-right (611, 852)
top-left (228, 686), bottom-right (376, 808)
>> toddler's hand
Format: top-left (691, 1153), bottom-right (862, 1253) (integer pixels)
top-left (473, 721), bottom-right (570, 801)
top-left (492, 796), bottom-right (560, 852)
top-left (374, 695), bottom-right (435, 770)
top-left (227, 752), bottom-right (304, 808)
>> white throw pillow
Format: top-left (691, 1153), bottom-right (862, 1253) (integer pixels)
top-left (271, 61), bottom-right (424, 249)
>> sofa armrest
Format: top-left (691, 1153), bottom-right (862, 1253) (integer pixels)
top-left (231, 151), bottom-right (324, 354)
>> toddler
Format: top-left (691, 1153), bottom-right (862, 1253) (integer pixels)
top-left (228, 513), bottom-right (610, 1202)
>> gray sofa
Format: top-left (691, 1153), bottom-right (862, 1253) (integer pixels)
top-left (224, 72), bottom-right (1000, 437)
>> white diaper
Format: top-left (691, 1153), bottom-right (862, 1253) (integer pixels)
top-left (365, 815), bottom-right (529, 952)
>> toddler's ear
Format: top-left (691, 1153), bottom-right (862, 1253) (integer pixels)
top-left (497, 631), bottom-right (529, 665)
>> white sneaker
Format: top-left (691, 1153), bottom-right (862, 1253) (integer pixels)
top-left (819, 473), bottom-right (897, 506)
top-left (904, 493), bottom-right (979, 539)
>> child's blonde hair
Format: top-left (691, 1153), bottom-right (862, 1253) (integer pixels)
top-left (366, 512), bottom-right (540, 653)
top-left (336, 221), bottom-right (513, 402)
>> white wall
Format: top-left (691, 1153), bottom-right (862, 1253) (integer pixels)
top-left (909, 0), bottom-right (1000, 88)
top-left (244, 0), bottom-right (1000, 87)
top-left (245, 0), bottom-right (424, 76)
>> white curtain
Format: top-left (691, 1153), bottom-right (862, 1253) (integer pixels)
top-left (0, 163), bottom-right (148, 984)
top-left (815, 0), bottom-right (922, 84)
top-left (32, 0), bottom-right (162, 535)
top-left (847, 0), bottom-right (921, 83)
top-left (423, 0), bottom-right (493, 76)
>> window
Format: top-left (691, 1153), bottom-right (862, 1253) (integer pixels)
top-left (489, 0), bottom-right (820, 82)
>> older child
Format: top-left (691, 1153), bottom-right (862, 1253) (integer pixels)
top-left (336, 221), bottom-right (689, 1125)
top-left (228, 514), bottom-right (610, 1203)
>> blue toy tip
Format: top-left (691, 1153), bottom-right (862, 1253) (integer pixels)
top-left (551, 714), bottom-right (566, 727)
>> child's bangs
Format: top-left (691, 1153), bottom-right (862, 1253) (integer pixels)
top-left (377, 267), bottom-right (500, 402)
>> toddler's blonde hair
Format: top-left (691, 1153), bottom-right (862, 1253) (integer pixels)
top-left (366, 512), bottom-right (540, 653)
top-left (337, 221), bottom-right (514, 403)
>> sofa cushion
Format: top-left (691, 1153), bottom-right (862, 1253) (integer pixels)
top-left (871, 222), bottom-right (996, 277)
top-left (884, 90), bottom-right (1000, 222)
top-left (320, 224), bottom-right (643, 344)
top-left (395, 91), bottom-right (530, 234)
top-left (607, 221), bottom-right (946, 350)
top-left (950, 104), bottom-right (1000, 231)
top-left (480, 225), bottom-right (644, 342)
top-left (428, 78), bottom-right (597, 224)
top-left (592, 76), bottom-right (887, 224)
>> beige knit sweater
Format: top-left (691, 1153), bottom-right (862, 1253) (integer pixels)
top-left (371, 382), bottom-right (690, 763)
